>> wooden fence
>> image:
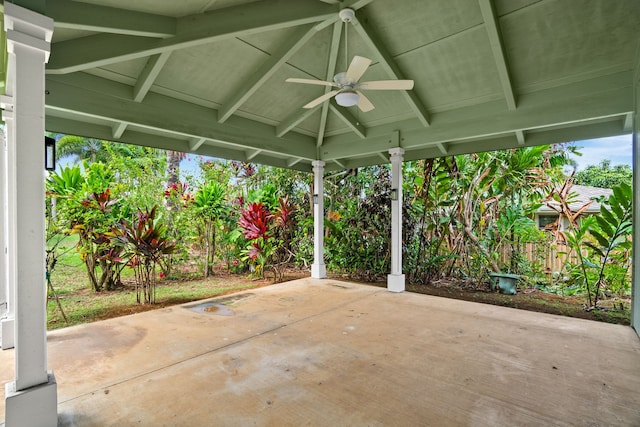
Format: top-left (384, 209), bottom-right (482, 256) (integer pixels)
top-left (498, 242), bottom-right (579, 273)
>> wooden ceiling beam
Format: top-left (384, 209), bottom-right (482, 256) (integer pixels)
top-left (46, 74), bottom-right (317, 160)
top-left (320, 73), bottom-right (633, 160)
top-left (112, 122), bottom-right (127, 139)
top-left (48, 0), bottom-right (176, 38)
top-left (133, 52), bottom-right (172, 103)
top-left (329, 103), bottom-right (366, 138)
top-left (47, 0), bottom-right (344, 74)
top-left (189, 138), bottom-right (206, 151)
top-left (218, 24), bottom-right (318, 123)
top-left (276, 107), bottom-right (319, 137)
top-left (478, 0), bottom-right (517, 110)
top-left (316, 21), bottom-right (343, 146)
top-left (351, 15), bottom-right (430, 127)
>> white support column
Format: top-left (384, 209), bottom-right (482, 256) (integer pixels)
top-left (3, 4), bottom-right (57, 427)
top-left (632, 66), bottom-right (640, 333)
top-left (0, 117), bottom-right (6, 330)
top-left (387, 148), bottom-right (405, 292)
top-left (633, 116), bottom-right (639, 333)
top-left (0, 100), bottom-right (15, 350)
top-left (311, 160), bottom-right (326, 279)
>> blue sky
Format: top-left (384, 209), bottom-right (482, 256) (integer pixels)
top-left (568, 134), bottom-right (632, 171)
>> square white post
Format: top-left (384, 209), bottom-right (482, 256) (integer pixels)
top-left (387, 148), bottom-right (405, 292)
top-left (3, 3), bottom-right (57, 427)
top-left (0, 102), bottom-right (15, 350)
top-left (311, 160), bottom-right (326, 279)
top-left (0, 127), bottom-right (4, 324)
top-left (632, 74), bottom-right (639, 333)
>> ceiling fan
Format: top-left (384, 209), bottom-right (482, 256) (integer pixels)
top-left (285, 8), bottom-right (414, 112)
top-left (286, 56), bottom-right (414, 112)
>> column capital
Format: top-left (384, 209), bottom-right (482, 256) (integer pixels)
top-left (4, 3), bottom-right (53, 58)
top-left (4, 3), bottom-right (54, 41)
top-left (389, 147), bottom-right (405, 159)
top-left (312, 160), bottom-right (325, 169)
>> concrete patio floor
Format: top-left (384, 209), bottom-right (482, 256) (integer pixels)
top-left (1, 278), bottom-right (639, 426)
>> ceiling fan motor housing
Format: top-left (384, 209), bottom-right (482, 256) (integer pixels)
top-left (339, 8), bottom-right (355, 23)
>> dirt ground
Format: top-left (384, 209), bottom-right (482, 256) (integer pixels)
top-left (51, 268), bottom-right (630, 328)
top-left (111, 273), bottom-right (632, 326)
top-left (351, 276), bottom-right (631, 325)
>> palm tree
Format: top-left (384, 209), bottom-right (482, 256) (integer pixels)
top-left (54, 135), bottom-right (108, 164)
top-left (165, 150), bottom-right (186, 208)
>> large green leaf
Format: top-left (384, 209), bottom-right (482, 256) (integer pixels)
top-left (594, 215), bottom-right (615, 237)
top-left (599, 207), bottom-right (617, 228)
top-left (589, 229), bottom-right (611, 251)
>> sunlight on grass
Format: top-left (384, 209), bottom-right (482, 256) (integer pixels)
top-left (46, 248), bottom-right (279, 330)
top-left (47, 278), bottom-right (268, 330)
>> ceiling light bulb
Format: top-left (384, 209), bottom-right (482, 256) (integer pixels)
top-left (335, 91), bottom-right (359, 107)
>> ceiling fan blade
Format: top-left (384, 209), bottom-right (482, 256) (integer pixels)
top-left (345, 56), bottom-right (372, 82)
top-left (356, 91), bottom-right (375, 112)
top-left (303, 90), bottom-right (340, 109)
top-left (286, 78), bottom-right (337, 87)
top-left (357, 80), bottom-right (415, 90)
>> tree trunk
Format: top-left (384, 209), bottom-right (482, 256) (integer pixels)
top-left (463, 225), bottom-right (501, 273)
top-left (166, 150), bottom-right (185, 210)
top-left (85, 254), bottom-right (100, 291)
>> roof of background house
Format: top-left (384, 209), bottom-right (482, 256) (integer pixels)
top-left (538, 185), bottom-right (613, 214)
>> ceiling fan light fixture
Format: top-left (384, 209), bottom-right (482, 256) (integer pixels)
top-left (335, 90), bottom-right (359, 107)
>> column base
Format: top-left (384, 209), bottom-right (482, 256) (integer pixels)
top-left (387, 274), bottom-right (405, 292)
top-left (311, 263), bottom-right (326, 279)
top-left (1, 318), bottom-right (15, 350)
top-left (5, 372), bottom-right (57, 427)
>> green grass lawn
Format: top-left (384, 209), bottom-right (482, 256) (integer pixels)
top-left (46, 235), bottom-right (301, 330)
top-left (47, 270), bottom-right (265, 330)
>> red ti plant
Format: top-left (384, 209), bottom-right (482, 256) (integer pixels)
top-left (114, 206), bottom-right (176, 304)
top-left (238, 202), bottom-right (274, 277)
top-left (238, 202), bottom-right (272, 240)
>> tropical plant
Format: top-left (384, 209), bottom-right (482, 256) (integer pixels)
top-left (71, 188), bottom-right (124, 292)
top-left (104, 143), bottom-right (166, 212)
top-left (238, 201), bottom-right (275, 278)
top-left (542, 175), bottom-right (593, 242)
top-left (404, 158), bottom-right (460, 283)
top-left (114, 206), bottom-right (176, 304)
top-left (47, 163), bottom-right (125, 291)
top-left (193, 181), bottom-right (228, 277)
top-left (324, 166), bottom-right (391, 280)
top-left (55, 135), bottom-right (107, 164)
top-left (564, 183), bottom-right (633, 308)
top-left (47, 164), bottom-right (84, 196)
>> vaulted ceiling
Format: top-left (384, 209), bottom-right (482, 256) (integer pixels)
top-left (3, 0), bottom-right (639, 171)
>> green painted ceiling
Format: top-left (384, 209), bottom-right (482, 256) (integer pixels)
top-left (3, 0), bottom-right (639, 171)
